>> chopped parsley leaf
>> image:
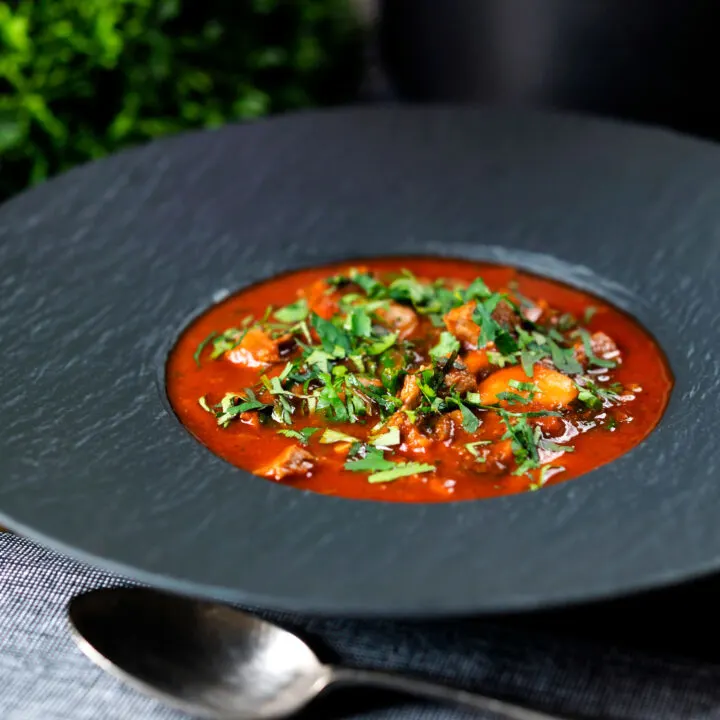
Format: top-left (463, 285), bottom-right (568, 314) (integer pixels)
top-left (530, 465), bottom-right (565, 491)
top-left (370, 426), bottom-right (401, 447)
top-left (367, 462), bottom-right (435, 484)
top-left (458, 402), bottom-right (480, 432)
top-left (319, 428), bottom-right (359, 444)
top-left (277, 427), bottom-right (319, 444)
top-left (465, 440), bottom-right (491, 459)
top-left (430, 331), bottom-right (461, 360)
top-left (344, 447), bottom-right (394, 473)
top-left (193, 332), bottom-right (217, 366)
top-left (274, 299), bottom-right (309, 324)
top-left (575, 328), bottom-right (617, 369)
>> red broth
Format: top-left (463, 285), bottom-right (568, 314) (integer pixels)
top-left (166, 257), bottom-right (673, 502)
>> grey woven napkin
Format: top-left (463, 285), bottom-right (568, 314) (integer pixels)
top-left (2, 532), bottom-right (720, 720)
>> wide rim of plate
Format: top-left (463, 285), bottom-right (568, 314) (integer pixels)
top-left (0, 105), bottom-right (718, 616)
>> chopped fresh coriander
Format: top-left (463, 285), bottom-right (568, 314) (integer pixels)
top-left (530, 465), bottom-right (565, 491)
top-left (367, 333), bottom-right (397, 355)
top-left (487, 350), bottom-right (511, 367)
top-left (497, 412), bottom-right (542, 477)
top-left (578, 387), bottom-right (602, 410)
top-left (576, 377), bottom-right (621, 410)
top-left (520, 349), bottom-right (541, 378)
top-left (388, 274), bottom-right (433, 307)
top-left (215, 393), bottom-right (271, 426)
top-left (369, 426), bottom-right (401, 447)
top-left (508, 379), bottom-right (537, 394)
top-left (576, 328), bottom-right (617, 369)
top-left (464, 277), bottom-right (493, 302)
top-left (464, 392), bottom-right (482, 406)
top-left (345, 306), bottom-right (373, 338)
top-left (538, 438), bottom-right (574, 454)
top-left (494, 330), bottom-right (519, 356)
top-left (583, 306), bottom-right (597, 324)
top-left (193, 332), bottom-right (217, 366)
top-left (209, 325), bottom-right (253, 359)
top-left (548, 338), bottom-right (583, 375)
top-left (458, 402), bottom-right (480, 432)
top-left (278, 362), bottom-right (295, 381)
top-left (344, 447), bottom-right (395, 473)
top-left (496, 391), bottom-right (531, 406)
top-left (319, 428), bottom-right (359, 444)
top-left (274, 299), bottom-right (309, 324)
top-left (557, 313), bottom-right (577, 332)
top-left (305, 348), bottom-right (333, 373)
top-left (269, 376), bottom-right (294, 396)
top-left (311, 312), bottom-right (352, 356)
top-left (368, 461), bottom-right (435, 483)
top-left (198, 396), bottom-right (211, 413)
top-left (472, 297), bottom-right (501, 347)
top-left (350, 270), bottom-right (386, 298)
top-left (429, 331), bottom-right (461, 360)
top-left (272, 395), bottom-right (295, 425)
top-left (465, 440), bottom-right (491, 459)
top-left (277, 427), bottom-right (319, 444)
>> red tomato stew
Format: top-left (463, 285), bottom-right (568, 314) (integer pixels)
top-left (166, 258), bottom-right (673, 502)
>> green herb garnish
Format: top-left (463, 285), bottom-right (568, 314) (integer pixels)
top-left (277, 427), bottom-right (319, 444)
top-left (429, 331), bottom-right (461, 360)
top-left (274, 299), bottom-right (309, 324)
top-left (196, 264), bottom-right (632, 488)
top-left (369, 426), bottom-right (401, 447)
top-left (367, 462), bottom-right (435, 484)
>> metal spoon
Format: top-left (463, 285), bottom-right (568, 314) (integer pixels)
top-left (68, 587), bottom-right (568, 720)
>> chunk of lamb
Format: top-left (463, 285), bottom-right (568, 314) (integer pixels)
top-left (574, 331), bottom-right (620, 367)
top-left (443, 300), bottom-right (518, 349)
top-left (399, 374), bottom-right (422, 409)
top-left (461, 438), bottom-right (514, 474)
top-left (443, 368), bottom-right (477, 395)
top-left (259, 446), bottom-right (315, 480)
top-left (491, 299), bottom-right (520, 328)
top-left (428, 409), bottom-right (464, 442)
top-left (521, 298), bottom-right (550, 323)
top-left (443, 303), bottom-right (480, 347)
top-left (226, 328), bottom-right (294, 368)
top-left (386, 411), bottom-right (432, 454)
top-left (376, 302), bottom-right (419, 339)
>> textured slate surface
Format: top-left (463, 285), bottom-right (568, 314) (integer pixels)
top-left (1, 106), bottom-right (719, 615)
top-left (5, 533), bottom-right (720, 720)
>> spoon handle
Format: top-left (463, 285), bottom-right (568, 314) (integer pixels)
top-left (329, 667), bottom-right (570, 720)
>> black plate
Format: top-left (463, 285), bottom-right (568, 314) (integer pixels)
top-left (0, 106), bottom-right (717, 617)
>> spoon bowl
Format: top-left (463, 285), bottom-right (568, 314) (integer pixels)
top-left (68, 587), bottom-right (330, 719)
top-left (68, 587), bottom-right (567, 720)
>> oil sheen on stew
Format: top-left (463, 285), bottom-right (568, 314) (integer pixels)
top-left (166, 258), bottom-right (673, 502)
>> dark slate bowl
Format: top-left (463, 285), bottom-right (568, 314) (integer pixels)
top-left (0, 106), bottom-right (717, 617)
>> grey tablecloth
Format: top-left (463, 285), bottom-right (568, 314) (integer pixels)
top-left (3, 533), bottom-right (720, 719)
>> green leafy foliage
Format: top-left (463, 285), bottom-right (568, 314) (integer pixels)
top-left (0, 0), bottom-right (363, 201)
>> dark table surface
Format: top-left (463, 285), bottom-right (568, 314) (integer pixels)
top-left (4, 531), bottom-right (720, 720)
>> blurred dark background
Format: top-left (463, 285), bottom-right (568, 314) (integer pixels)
top-left (379, 0), bottom-right (720, 142)
top-left (3, 0), bottom-right (719, 204)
